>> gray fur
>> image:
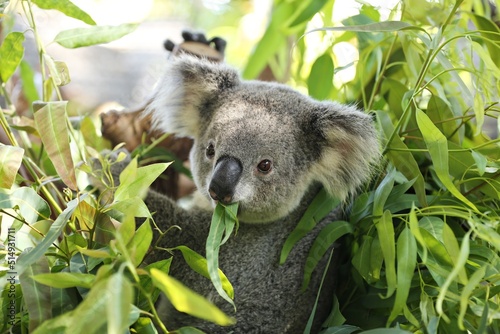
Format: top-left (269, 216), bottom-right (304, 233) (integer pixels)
top-left (142, 56), bottom-right (379, 333)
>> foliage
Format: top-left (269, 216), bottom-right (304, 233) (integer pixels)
top-left (0, 0), bottom-right (499, 333)
top-left (0, 1), bottom-right (235, 333)
top-left (242, 0), bottom-right (500, 332)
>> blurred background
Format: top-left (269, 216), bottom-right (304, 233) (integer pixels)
top-left (7, 0), bottom-right (399, 111)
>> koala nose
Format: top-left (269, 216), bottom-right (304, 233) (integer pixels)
top-left (209, 156), bottom-right (243, 204)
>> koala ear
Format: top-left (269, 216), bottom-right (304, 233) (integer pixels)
top-left (146, 55), bottom-right (240, 138)
top-left (308, 102), bottom-right (380, 200)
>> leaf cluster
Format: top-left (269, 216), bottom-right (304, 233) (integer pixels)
top-left (0, 1), bottom-right (235, 333)
top-left (243, 0), bottom-right (500, 332)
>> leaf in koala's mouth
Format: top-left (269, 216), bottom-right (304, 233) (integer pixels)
top-left (206, 202), bottom-right (239, 311)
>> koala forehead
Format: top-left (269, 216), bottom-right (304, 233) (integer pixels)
top-left (199, 82), bottom-right (322, 163)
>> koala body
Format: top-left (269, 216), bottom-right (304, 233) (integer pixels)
top-left (143, 56), bottom-right (379, 333)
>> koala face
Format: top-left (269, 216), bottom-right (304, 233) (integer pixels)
top-left (147, 56), bottom-right (379, 223)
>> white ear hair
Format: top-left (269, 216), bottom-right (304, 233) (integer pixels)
top-left (145, 55), bottom-right (240, 138)
top-left (310, 103), bottom-right (380, 200)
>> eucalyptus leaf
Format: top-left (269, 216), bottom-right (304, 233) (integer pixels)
top-left (377, 110), bottom-right (427, 206)
top-left (136, 259), bottom-right (172, 311)
top-left (302, 221), bottom-right (352, 290)
top-left (289, 0), bottom-right (329, 27)
top-left (281, 188), bottom-right (339, 264)
top-left (174, 245), bottom-right (234, 299)
top-left (206, 202), bottom-right (238, 309)
top-left (0, 145), bottom-right (24, 189)
top-left (375, 210), bottom-right (396, 298)
top-left (0, 32), bottom-right (25, 82)
top-left (19, 60), bottom-right (41, 104)
top-left (54, 23), bottom-right (139, 48)
top-left (65, 276), bottom-right (109, 333)
top-left (107, 272), bottom-right (133, 334)
top-left (388, 227), bottom-right (417, 324)
top-left (150, 268), bottom-right (235, 326)
top-left (416, 109), bottom-right (477, 211)
top-left (115, 159), bottom-right (169, 202)
top-left (127, 219), bottom-right (153, 266)
top-left (308, 53), bottom-right (334, 100)
top-left (19, 251), bottom-right (52, 331)
top-left (0, 187), bottom-right (51, 224)
top-left (32, 272), bottom-right (95, 289)
top-left (31, 0), bottom-right (96, 25)
top-left (17, 197), bottom-right (79, 275)
top-left (33, 101), bottom-right (77, 190)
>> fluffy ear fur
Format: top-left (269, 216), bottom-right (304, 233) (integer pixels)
top-left (309, 102), bottom-right (380, 200)
top-left (146, 55), bottom-right (240, 138)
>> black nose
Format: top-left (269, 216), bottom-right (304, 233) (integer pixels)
top-left (208, 156), bottom-right (243, 204)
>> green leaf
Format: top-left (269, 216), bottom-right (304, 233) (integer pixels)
top-left (206, 202), bottom-right (238, 309)
top-left (281, 188), bottom-right (339, 264)
top-left (150, 268), bottom-right (235, 326)
top-left (471, 150), bottom-right (487, 176)
top-left (136, 259), bottom-right (172, 311)
top-left (54, 23), bottom-right (139, 48)
top-left (51, 285), bottom-right (79, 317)
top-left (310, 20), bottom-right (427, 34)
top-left (426, 95), bottom-right (459, 142)
top-left (473, 92), bottom-right (485, 135)
top-left (76, 247), bottom-right (112, 259)
top-left (31, 311), bottom-right (74, 334)
top-left (0, 145), bottom-right (24, 189)
top-left (373, 167), bottom-right (395, 216)
top-left (308, 53), bottom-right (334, 100)
top-left (43, 54), bottom-right (70, 86)
top-left (31, 0), bottom-right (96, 25)
top-left (409, 205), bottom-right (427, 262)
top-left (415, 108), bottom-right (477, 211)
top-left (65, 276), bottom-right (109, 333)
top-left (17, 197), bottom-right (79, 275)
top-left (470, 13), bottom-right (500, 68)
top-left (114, 159), bottom-right (169, 202)
top-left (32, 272), bottom-right (95, 289)
top-left (19, 60), bottom-right (41, 105)
top-left (174, 245), bottom-right (234, 299)
top-left (109, 197), bottom-right (151, 218)
top-left (352, 235), bottom-right (374, 282)
top-left (19, 251), bottom-right (52, 331)
top-left (388, 227), bottom-right (417, 324)
top-left (458, 266), bottom-right (486, 330)
top-left (375, 210), bottom-right (396, 298)
top-left (436, 231), bottom-right (471, 320)
top-left (242, 2), bottom-right (294, 79)
top-left (442, 223), bottom-right (467, 284)
top-left (0, 187), bottom-right (51, 224)
top-left (107, 272), bottom-right (133, 334)
top-left (127, 220), bottom-right (153, 266)
top-left (0, 32), bottom-right (25, 82)
top-left (33, 101), bottom-right (77, 190)
top-left (289, 0), bottom-right (329, 27)
top-left (377, 110), bottom-right (427, 206)
top-left (302, 221), bottom-right (352, 290)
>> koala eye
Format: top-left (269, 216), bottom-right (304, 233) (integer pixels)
top-left (257, 159), bottom-right (272, 174)
top-left (206, 143), bottom-right (215, 159)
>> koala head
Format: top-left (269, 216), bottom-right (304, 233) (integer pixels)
top-left (147, 56), bottom-right (379, 223)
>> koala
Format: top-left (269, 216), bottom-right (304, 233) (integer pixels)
top-left (141, 55), bottom-right (379, 333)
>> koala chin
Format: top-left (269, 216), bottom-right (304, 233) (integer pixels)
top-left (143, 55), bottom-right (379, 333)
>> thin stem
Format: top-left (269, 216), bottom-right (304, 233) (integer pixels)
top-left (367, 34), bottom-right (398, 111)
